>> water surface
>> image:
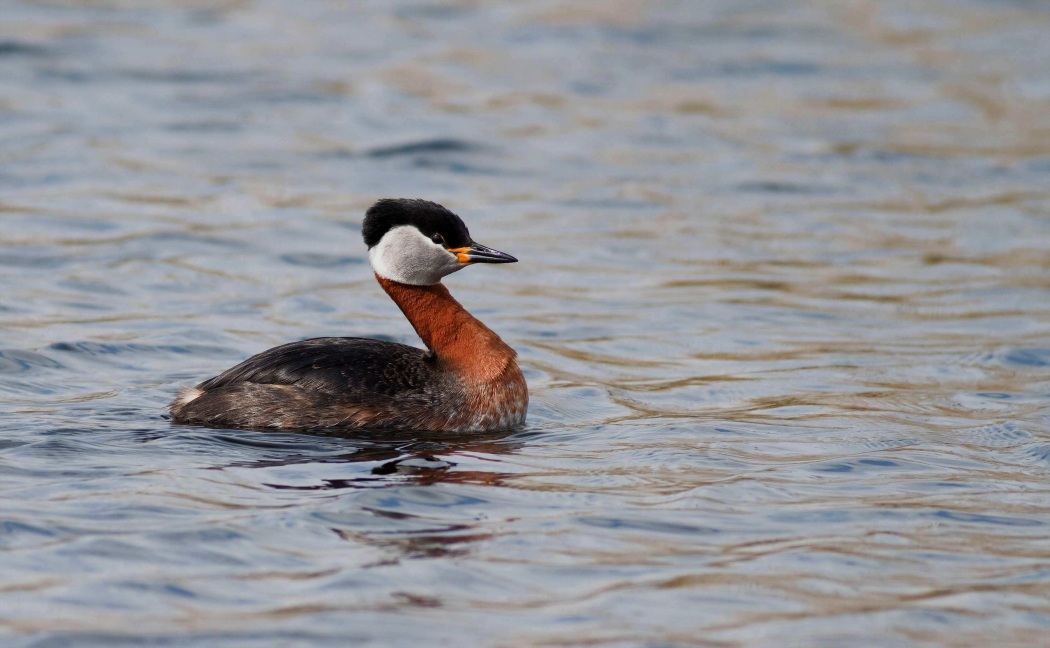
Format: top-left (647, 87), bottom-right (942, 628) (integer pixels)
top-left (2, 0), bottom-right (1050, 645)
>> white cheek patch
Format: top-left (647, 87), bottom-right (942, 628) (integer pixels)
top-left (369, 225), bottom-right (465, 285)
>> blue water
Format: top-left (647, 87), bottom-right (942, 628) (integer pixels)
top-left (2, 1), bottom-right (1050, 645)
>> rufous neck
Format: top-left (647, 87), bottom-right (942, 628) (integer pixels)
top-left (376, 274), bottom-right (516, 383)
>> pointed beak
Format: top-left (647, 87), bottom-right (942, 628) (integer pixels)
top-left (449, 242), bottom-right (517, 264)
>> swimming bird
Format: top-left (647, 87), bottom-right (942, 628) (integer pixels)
top-left (170, 198), bottom-right (527, 432)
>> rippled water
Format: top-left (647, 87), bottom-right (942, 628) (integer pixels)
top-left (2, 1), bottom-right (1050, 645)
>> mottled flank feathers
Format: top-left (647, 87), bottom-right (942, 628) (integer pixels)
top-left (171, 337), bottom-right (464, 430)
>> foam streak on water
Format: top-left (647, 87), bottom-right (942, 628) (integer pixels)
top-left (1, 1), bottom-right (1050, 645)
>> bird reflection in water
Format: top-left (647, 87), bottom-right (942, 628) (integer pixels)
top-left (226, 427), bottom-right (526, 490)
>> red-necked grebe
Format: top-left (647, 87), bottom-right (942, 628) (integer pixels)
top-left (170, 198), bottom-right (527, 432)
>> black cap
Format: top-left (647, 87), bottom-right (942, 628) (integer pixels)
top-left (362, 199), bottom-right (472, 249)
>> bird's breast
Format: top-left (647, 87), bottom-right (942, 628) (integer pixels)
top-left (454, 362), bottom-right (528, 431)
